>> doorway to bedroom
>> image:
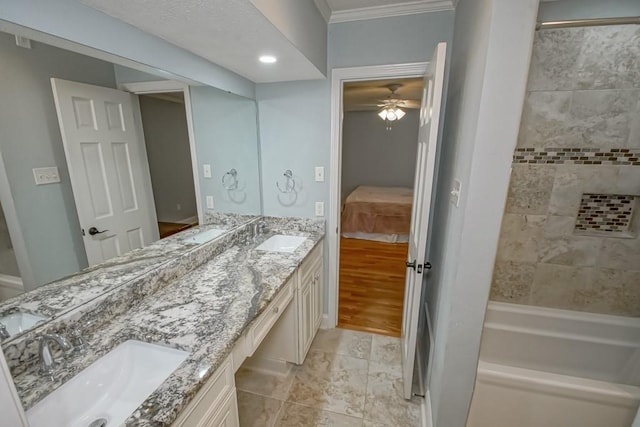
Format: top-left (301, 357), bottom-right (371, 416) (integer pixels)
top-left (338, 77), bottom-right (423, 337)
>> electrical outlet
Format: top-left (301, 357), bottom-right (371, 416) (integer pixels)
top-left (206, 196), bottom-right (214, 209)
top-left (315, 201), bottom-right (324, 217)
top-left (315, 166), bottom-right (325, 182)
top-left (203, 164), bottom-right (212, 178)
top-left (33, 167), bottom-right (61, 185)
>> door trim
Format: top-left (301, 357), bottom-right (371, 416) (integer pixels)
top-left (328, 62), bottom-right (428, 328)
top-left (119, 80), bottom-right (203, 225)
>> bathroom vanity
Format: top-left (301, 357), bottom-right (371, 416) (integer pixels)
top-left (0, 216), bottom-right (324, 426)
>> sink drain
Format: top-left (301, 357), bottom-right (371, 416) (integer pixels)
top-left (88, 418), bottom-right (108, 427)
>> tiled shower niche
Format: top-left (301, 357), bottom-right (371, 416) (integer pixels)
top-left (575, 193), bottom-right (637, 237)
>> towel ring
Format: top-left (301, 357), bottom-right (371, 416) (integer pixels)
top-left (222, 169), bottom-right (238, 190)
top-left (276, 170), bottom-right (296, 193)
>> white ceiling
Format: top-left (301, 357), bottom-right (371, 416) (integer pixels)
top-left (80, 0), bottom-right (325, 83)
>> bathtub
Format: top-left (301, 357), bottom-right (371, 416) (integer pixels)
top-left (467, 302), bottom-right (640, 427)
top-left (0, 273), bottom-right (23, 301)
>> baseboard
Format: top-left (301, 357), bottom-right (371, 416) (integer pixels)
top-left (320, 314), bottom-right (334, 329)
top-left (175, 215), bottom-right (198, 225)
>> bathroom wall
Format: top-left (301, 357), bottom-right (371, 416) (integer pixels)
top-left (491, 24), bottom-right (640, 317)
top-left (341, 110), bottom-right (419, 196)
top-left (0, 203), bottom-right (19, 277)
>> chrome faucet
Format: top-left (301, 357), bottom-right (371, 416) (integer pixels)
top-left (38, 333), bottom-right (74, 376)
top-left (0, 323), bottom-right (10, 341)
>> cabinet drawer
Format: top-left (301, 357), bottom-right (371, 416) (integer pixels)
top-left (173, 356), bottom-right (234, 427)
top-left (248, 276), bottom-right (294, 355)
top-left (203, 388), bottom-right (239, 427)
top-left (298, 241), bottom-right (323, 285)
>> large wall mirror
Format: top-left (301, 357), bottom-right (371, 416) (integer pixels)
top-left (0, 28), bottom-right (262, 340)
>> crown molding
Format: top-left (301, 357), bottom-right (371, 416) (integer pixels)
top-left (313, 0), bottom-right (331, 23)
top-left (328, 0), bottom-right (454, 24)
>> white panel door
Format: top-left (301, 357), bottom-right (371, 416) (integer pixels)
top-left (401, 42), bottom-right (447, 400)
top-left (51, 78), bottom-right (158, 266)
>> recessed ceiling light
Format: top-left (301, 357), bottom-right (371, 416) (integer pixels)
top-left (259, 55), bottom-right (277, 64)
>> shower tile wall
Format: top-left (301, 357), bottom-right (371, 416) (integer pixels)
top-left (491, 25), bottom-right (640, 317)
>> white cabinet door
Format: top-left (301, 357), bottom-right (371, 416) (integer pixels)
top-left (298, 278), bottom-right (314, 359)
top-left (312, 262), bottom-right (323, 331)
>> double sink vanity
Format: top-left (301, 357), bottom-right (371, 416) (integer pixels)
top-left (0, 214), bottom-right (324, 426)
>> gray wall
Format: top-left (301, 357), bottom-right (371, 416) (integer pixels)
top-left (0, 32), bottom-right (118, 289)
top-left (538, 0), bottom-right (640, 20)
top-left (490, 24), bottom-right (640, 317)
top-left (190, 86), bottom-right (262, 216)
top-left (422, 0), bottom-right (538, 425)
top-left (139, 96), bottom-right (197, 223)
top-left (341, 110), bottom-right (419, 196)
top-left (257, 10), bottom-right (455, 219)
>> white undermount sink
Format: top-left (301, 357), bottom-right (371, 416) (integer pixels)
top-left (0, 311), bottom-right (46, 337)
top-left (256, 235), bottom-right (307, 253)
top-left (182, 228), bottom-right (225, 244)
top-left (26, 340), bottom-right (189, 427)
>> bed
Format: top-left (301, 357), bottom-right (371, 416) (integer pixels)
top-left (341, 185), bottom-right (413, 242)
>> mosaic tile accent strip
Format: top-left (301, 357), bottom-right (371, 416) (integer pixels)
top-left (575, 193), bottom-right (636, 233)
top-left (513, 148), bottom-right (640, 165)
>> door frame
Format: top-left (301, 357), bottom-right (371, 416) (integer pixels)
top-left (328, 62), bottom-right (429, 328)
top-left (118, 80), bottom-right (204, 225)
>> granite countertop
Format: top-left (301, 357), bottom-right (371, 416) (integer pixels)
top-left (13, 219), bottom-right (324, 426)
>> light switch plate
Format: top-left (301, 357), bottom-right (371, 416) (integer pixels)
top-left (315, 166), bottom-right (325, 182)
top-left (206, 196), bottom-right (214, 209)
top-left (315, 201), bottom-right (324, 217)
top-left (203, 164), bottom-right (212, 178)
top-left (451, 179), bottom-right (462, 207)
top-left (33, 167), bottom-right (60, 185)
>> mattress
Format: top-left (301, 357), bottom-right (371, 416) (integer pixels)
top-left (341, 186), bottom-right (413, 235)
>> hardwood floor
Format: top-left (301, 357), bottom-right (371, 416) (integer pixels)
top-left (158, 221), bottom-right (197, 239)
top-left (338, 237), bottom-right (408, 337)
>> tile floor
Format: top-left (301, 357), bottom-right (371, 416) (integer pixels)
top-left (235, 328), bottom-right (422, 427)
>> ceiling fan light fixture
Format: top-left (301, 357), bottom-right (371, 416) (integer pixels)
top-left (395, 108), bottom-right (406, 119)
top-left (378, 106), bottom-right (405, 122)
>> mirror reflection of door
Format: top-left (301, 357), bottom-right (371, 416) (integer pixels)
top-left (51, 78), bottom-right (160, 266)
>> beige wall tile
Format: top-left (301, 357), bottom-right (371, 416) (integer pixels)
top-left (571, 90), bottom-right (640, 148)
top-left (538, 235), bottom-right (601, 267)
top-left (490, 261), bottom-right (535, 304)
top-left (505, 164), bottom-right (556, 214)
top-left (530, 264), bottom-right (596, 311)
top-left (496, 214), bottom-right (546, 263)
top-left (599, 237), bottom-right (640, 272)
top-left (584, 269), bottom-right (640, 316)
top-left (527, 28), bottom-right (585, 91)
top-left (517, 91), bottom-right (575, 148)
top-left (576, 26), bottom-right (640, 90)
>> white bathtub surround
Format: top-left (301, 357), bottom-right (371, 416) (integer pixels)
top-left (469, 302), bottom-right (640, 427)
top-left (469, 361), bottom-right (640, 427)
